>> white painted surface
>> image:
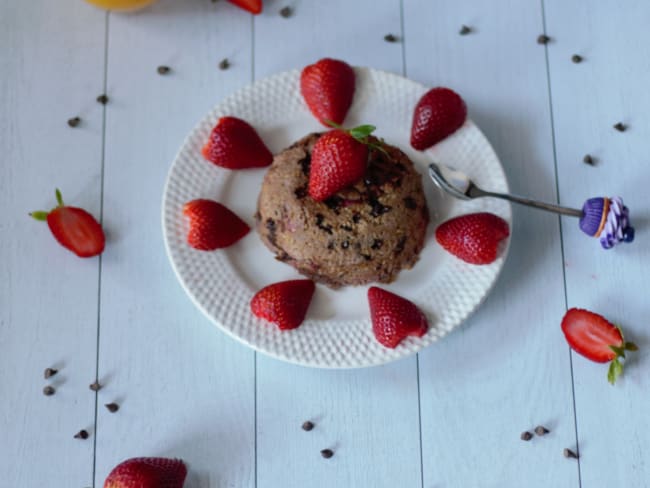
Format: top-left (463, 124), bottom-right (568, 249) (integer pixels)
top-left (1, 0), bottom-right (648, 487)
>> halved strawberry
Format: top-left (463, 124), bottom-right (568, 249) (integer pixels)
top-left (251, 279), bottom-right (315, 330)
top-left (435, 212), bottom-right (509, 265)
top-left (226, 0), bottom-right (262, 14)
top-left (30, 189), bottom-right (105, 258)
top-left (300, 58), bottom-right (355, 127)
top-left (183, 199), bottom-right (249, 250)
top-left (561, 308), bottom-right (638, 384)
top-left (202, 116), bottom-right (272, 169)
top-left (368, 287), bottom-right (428, 348)
top-left (410, 87), bottom-right (467, 150)
top-left (104, 457), bottom-right (187, 488)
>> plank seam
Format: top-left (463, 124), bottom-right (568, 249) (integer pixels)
top-left (251, 13), bottom-right (258, 488)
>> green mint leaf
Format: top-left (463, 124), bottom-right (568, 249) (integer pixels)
top-left (609, 345), bottom-right (625, 358)
top-left (55, 188), bottom-right (64, 207)
top-left (29, 211), bottom-right (49, 221)
top-left (349, 124), bottom-right (376, 140)
top-left (608, 358), bottom-right (624, 385)
top-left (625, 341), bottom-right (639, 351)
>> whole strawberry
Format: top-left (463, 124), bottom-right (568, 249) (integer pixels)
top-left (300, 58), bottom-right (355, 127)
top-left (251, 279), bottom-right (315, 330)
top-left (202, 116), bottom-right (273, 169)
top-left (410, 87), bottom-right (467, 150)
top-left (183, 199), bottom-right (249, 250)
top-left (561, 308), bottom-right (638, 384)
top-left (308, 124), bottom-right (378, 201)
top-left (30, 189), bottom-right (105, 258)
top-left (368, 287), bottom-right (428, 348)
top-left (435, 212), bottom-right (509, 265)
top-left (104, 457), bottom-right (187, 488)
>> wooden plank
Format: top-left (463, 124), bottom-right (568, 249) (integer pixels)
top-left (545, 1), bottom-right (650, 486)
top-left (93, 1), bottom-right (255, 486)
top-left (0, 1), bottom-right (105, 486)
top-left (404, 0), bottom-right (580, 486)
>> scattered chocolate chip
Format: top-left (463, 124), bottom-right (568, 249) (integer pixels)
top-left (394, 236), bottom-right (407, 255)
top-left (320, 448), bottom-right (334, 459)
top-left (534, 426), bottom-right (550, 436)
top-left (563, 448), bottom-right (578, 459)
top-left (352, 213), bottom-right (361, 223)
top-left (384, 33), bottom-right (399, 43)
top-left (613, 122), bottom-right (627, 132)
top-left (327, 241), bottom-right (335, 250)
top-left (219, 58), bottom-right (230, 70)
top-left (74, 430), bottom-right (89, 440)
top-left (537, 34), bottom-right (550, 44)
top-left (341, 240), bottom-right (349, 249)
top-left (361, 253), bottom-right (372, 261)
top-left (583, 154), bottom-right (595, 165)
top-left (279, 6), bottom-right (292, 18)
top-left (571, 54), bottom-right (583, 63)
top-left (265, 218), bottom-right (276, 232)
top-left (294, 186), bottom-right (307, 199)
top-left (105, 403), bottom-right (119, 413)
top-left (44, 368), bottom-right (58, 379)
top-left (67, 117), bottom-right (81, 128)
top-left (459, 25), bottom-right (472, 35)
top-left (43, 385), bottom-right (55, 396)
top-left (299, 155), bottom-right (311, 175)
top-left (89, 381), bottom-right (102, 392)
top-left (370, 200), bottom-right (391, 218)
top-left (157, 65), bottom-right (171, 75)
top-left (302, 421), bottom-right (314, 431)
top-left (403, 197), bottom-right (417, 210)
top-left (341, 225), bottom-right (353, 232)
top-left (371, 239), bottom-right (383, 250)
top-left (324, 196), bottom-right (343, 212)
top-left (316, 214), bottom-right (333, 234)
top-left (96, 94), bottom-right (109, 105)
top-left (520, 431), bottom-right (533, 441)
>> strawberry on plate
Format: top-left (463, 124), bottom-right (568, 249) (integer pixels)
top-left (251, 279), bottom-right (315, 330)
top-left (226, 0), bottom-right (262, 14)
top-left (561, 308), bottom-right (638, 384)
top-left (308, 124), bottom-right (379, 201)
top-left (183, 199), bottom-right (249, 251)
top-left (435, 212), bottom-right (509, 265)
top-left (202, 116), bottom-right (273, 169)
top-left (104, 457), bottom-right (187, 488)
top-left (410, 87), bottom-right (467, 150)
top-left (30, 189), bottom-right (105, 258)
top-left (368, 287), bottom-right (428, 348)
top-left (300, 58), bottom-right (355, 127)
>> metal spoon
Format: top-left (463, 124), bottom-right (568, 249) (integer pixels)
top-left (428, 162), bottom-right (582, 217)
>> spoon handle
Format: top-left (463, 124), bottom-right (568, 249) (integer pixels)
top-left (470, 186), bottom-right (583, 217)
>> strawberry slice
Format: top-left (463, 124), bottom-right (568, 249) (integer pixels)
top-left (368, 287), bottom-right (428, 348)
top-left (435, 212), bottom-right (509, 265)
top-left (251, 279), bottom-right (315, 330)
top-left (300, 58), bottom-right (355, 127)
top-left (202, 116), bottom-right (273, 169)
top-left (410, 87), bottom-right (467, 150)
top-left (183, 199), bottom-right (249, 251)
top-left (30, 189), bottom-right (105, 258)
top-left (226, 0), bottom-right (262, 14)
top-left (561, 308), bottom-right (638, 384)
top-left (103, 457), bottom-right (187, 488)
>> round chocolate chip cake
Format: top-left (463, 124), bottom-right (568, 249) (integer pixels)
top-left (255, 133), bottom-right (429, 288)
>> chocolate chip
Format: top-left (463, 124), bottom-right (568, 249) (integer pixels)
top-left (583, 154), bottom-right (595, 165)
top-left (44, 368), bottom-right (58, 379)
top-left (324, 195), bottom-right (343, 212)
top-left (219, 58), bottom-right (230, 70)
top-left (299, 155), bottom-right (311, 175)
top-left (320, 449), bottom-right (334, 459)
top-left (157, 65), bottom-right (171, 75)
top-left (361, 254), bottom-right (372, 261)
top-left (520, 431), bottom-right (533, 441)
top-left (613, 122), bottom-right (627, 132)
top-left (563, 448), bottom-right (578, 459)
top-left (371, 239), bottom-right (383, 250)
top-left (294, 186), bottom-right (307, 199)
top-left (89, 381), bottom-right (102, 392)
top-left (537, 34), bottom-right (550, 44)
top-left (352, 213), bottom-right (361, 223)
top-left (384, 33), bottom-right (399, 43)
top-left (43, 385), bottom-right (55, 396)
top-left (403, 197), bottom-right (417, 210)
top-left (459, 25), bottom-right (472, 35)
top-left (315, 214), bottom-right (324, 225)
top-left (105, 403), bottom-right (119, 413)
top-left (302, 421), bottom-right (314, 431)
top-left (534, 426), bottom-right (549, 436)
top-left (96, 94), bottom-right (109, 105)
top-left (571, 54), bottom-right (583, 63)
top-left (67, 117), bottom-right (81, 128)
top-left (279, 6), bottom-right (292, 18)
top-left (394, 236), bottom-right (407, 255)
top-left (265, 218), bottom-right (276, 231)
top-left (327, 241), bottom-right (335, 250)
top-left (74, 430), bottom-right (89, 440)
top-left (369, 199), bottom-right (391, 218)
top-left (341, 240), bottom-right (349, 249)
top-left (341, 225), bottom-right (353, 232)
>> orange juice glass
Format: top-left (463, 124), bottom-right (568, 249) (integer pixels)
top-left (84, 0), bottom-right (157, 11)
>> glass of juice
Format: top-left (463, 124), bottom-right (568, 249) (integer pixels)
top-left (84, 0), bottom-right (158, 11)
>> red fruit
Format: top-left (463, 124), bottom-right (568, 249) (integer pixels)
top-left (561, 308), bottom-right (638, 384)
top-left (202, 116), bottom-right (272, 169)
top-left (435, 212), bottom-right (509, 265)
top-left (410, 87), bottom-right (467, 150)
top-left (104, 457), bottom-right (187, 488)
top-left (30, 189), bottom-right (105, 258)
top-left (251, 280), bottom-right (315, 330)
top-left (368, 287), bottom-right (428, 348)
top-left (183, 199), bottom-right (249, 251)
top-left (308, 127), bottom-right (372, 201)
top-left (300, 58), bottom-right (355, 127)
top-left (226, 0), bottom-right (262, 14)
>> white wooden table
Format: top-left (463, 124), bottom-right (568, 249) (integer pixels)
top-left (2, 1), bottom-right (649, 486)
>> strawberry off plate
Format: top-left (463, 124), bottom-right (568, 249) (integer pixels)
top-left (162, 67), bottom-right (511, 368)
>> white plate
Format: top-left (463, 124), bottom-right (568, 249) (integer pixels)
top-left (162, 67), bottom-right (511, 368)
